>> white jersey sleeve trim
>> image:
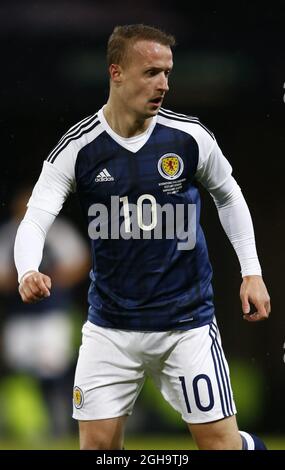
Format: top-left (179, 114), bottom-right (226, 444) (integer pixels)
top-left (28, 112), bottom-right (104, 215)
top-left (27, 161), bottom-right (74, 216)
top-left (195, 140), bottom-right (233, 192)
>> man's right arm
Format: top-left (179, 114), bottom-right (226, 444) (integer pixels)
top-left (14, 160), bottom-right (75, 303)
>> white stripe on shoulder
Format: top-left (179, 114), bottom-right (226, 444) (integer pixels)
top-left (47, 113), bottom-right (99, 163)
top-left (158, 109), bottom-right (215, 140)
top-left (47, 120), bottom-right (105, 173)
top-left (160, 107), bottom-right (199, 121)
top-left (55, 112), bottom-right (96, 147)
top-left (157, 112), bottom-right (216, 169)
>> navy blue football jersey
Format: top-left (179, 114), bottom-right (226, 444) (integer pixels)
top-left (29, 107), bottom-right (233, 331)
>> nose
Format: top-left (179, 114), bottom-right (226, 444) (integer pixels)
top-left (157, 72), bottom-right (169, 92)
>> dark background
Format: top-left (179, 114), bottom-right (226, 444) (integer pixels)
top-left (1, 0), bottom-right (284, 434)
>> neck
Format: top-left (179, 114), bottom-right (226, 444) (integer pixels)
top-left (104, 97), bottom-right (152, 138)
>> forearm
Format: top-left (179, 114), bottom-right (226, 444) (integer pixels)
top-left (212, 184), bottom-right (261, 277)
top-left (14, 207), bottom-right (55, 282)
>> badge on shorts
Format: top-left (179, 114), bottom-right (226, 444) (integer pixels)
top-left (73, 386), bottom-right (84, 409)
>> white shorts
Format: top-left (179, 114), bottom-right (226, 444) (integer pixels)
top-left (73, 320), bottom-right (236, 424)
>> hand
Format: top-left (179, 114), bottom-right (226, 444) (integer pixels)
top-left (240, 275), bottom-right (271, 322)
top-left (19, 271), bottom-right (52, 303)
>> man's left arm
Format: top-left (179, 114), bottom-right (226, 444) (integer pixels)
top-left (195, 139), bottom-right (271, 322)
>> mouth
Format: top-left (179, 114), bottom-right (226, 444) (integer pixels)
top-left (149, 96), bottom-right (163, 107)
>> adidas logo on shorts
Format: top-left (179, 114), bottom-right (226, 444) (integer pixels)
top-left (95, 168), bottom-right (114, 182)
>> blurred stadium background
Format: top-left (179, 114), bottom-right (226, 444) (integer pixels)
top-left (0, 0), bottom-right (284, 449)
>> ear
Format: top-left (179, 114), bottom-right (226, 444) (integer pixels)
top-left (109, 64), bottom-right (123, 83)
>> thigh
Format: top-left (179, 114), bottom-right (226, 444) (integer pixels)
top-left (154, 320), bottom-right (237, 424)
top-left (79, 416), bottom-right (128, 450)
top-left (73, 322), bottom-right (145, 421)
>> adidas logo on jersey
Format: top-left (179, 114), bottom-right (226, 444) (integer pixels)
top-left (95, 169), bottom-right (114, 182)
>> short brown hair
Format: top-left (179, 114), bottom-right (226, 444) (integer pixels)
top-left (107, 24), bottom-right (176, 67)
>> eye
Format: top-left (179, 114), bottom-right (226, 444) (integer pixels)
top-left (146, 69), bottom-right (157, 77)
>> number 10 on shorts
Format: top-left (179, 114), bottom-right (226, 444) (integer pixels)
top-left (179, 374), bottom-right (214, 412)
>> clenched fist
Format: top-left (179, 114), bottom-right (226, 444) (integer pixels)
top-left (19, 271), bottom-right (52, 303)
top-left (240, 275), bottom-right (271, 322)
